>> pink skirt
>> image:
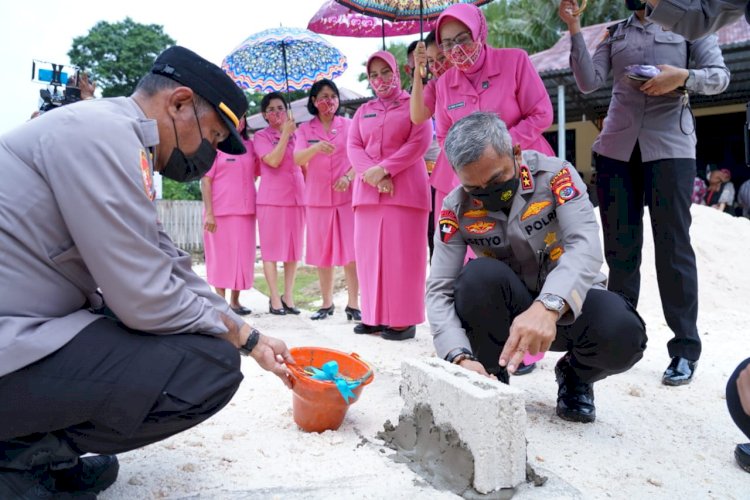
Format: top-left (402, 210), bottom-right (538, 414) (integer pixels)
top-left (203, 214), bottom-right (256, 290)
top-left (257, 205), bottom-right (304, 262)
top-left (354, 205), bottom-right (428, 327)
top-left (305, 204), bottom-right (355, 267)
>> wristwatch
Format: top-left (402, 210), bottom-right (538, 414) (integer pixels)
top-left (239, 328), bottom-right (261, 356)
top-left (684, 69), bottom-right (695, 89)
top-left (536, 294), bottom-right (565, 319)
top-left (445, 347), bottom-right (478, 365)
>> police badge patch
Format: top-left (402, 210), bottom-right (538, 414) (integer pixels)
top-left (140, 149), bottom-right (154, 201)
top-left (550, 167), bottom-right (580, 205)
top-left (439, 209), bottom-right (459, 243)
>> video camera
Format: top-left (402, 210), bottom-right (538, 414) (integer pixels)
top-left (31, 60), bottom-right (82, 112)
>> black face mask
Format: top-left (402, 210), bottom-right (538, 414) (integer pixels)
top-left (161, 105), bottom-right (217, 183)
top-left (469, 176), bottom-right (520, 212)
top-left (625, 0), bottom-right (646, 10)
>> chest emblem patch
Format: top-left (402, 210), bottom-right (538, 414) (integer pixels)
top-left (465, 221), bottom-right (496, 234)
top-left (521, 200), bottom-right (551, 221)
top-left (464, 208), bottom-right (488, 218)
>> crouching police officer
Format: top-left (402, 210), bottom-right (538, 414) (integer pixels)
top-left (0, 46), bottom-right (293, 498)
top-left (426, 112), bottom-right (647, 423)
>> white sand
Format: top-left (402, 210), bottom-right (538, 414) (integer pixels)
top-left (100, 205), bottom-right (749, 499)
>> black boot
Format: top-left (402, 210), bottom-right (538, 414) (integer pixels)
top-left (662, 356), bottom-right (697, 386)
top-left (0, 466), bottom-right (95, 499)
top-left (50, 455), bottom-right (119, 494)
top-left (555, 353), bottom-right (596, 423)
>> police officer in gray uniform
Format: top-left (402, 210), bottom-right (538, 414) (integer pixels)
top-left (646, 0), bottom-right (750, 40)
top-left (426, 112), bottom-right (647, 424)
top-left (560, 0), bottom-right (729, 386)
top-left (0, 46), bottom-right (294, 498)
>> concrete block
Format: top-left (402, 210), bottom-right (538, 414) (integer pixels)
top-left (398, 358), bottom-right (527, 493)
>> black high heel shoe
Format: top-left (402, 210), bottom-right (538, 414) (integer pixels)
top-left (345, 306), bottom-right (361, 321)
top-left (280, 298), bottom-right (300, 315)
top-left (311, 305), bottom-right (334, 320)
top-left (269, 299), bottom-right (286, 316)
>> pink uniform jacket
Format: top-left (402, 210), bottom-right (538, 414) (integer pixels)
top-left (254, 126), bottom-right (305, 206)
top-left (434, 47), bottom-right (554, 157)
top-left (347, 90), bottom-right (432, 211)
top-left (203, 144), bottom-right (258, 216)
top-left (295, 115), bottom-right (353, 207)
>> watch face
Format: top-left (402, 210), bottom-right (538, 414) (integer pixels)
top-left (543, 295), bottom-right (564, 310)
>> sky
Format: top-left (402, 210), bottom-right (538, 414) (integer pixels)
top-left (0, 0), bottom-right (419, 135)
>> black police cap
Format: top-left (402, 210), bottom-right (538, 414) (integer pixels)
top-left (151, 46), bottom-right (248, 154)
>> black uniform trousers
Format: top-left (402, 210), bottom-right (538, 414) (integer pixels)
top-left (454, 258), bottom-right (647, 384)
top-left (727, 357), bottom-right (750, 441)
top-left (595, 143), bottom-right (700, 361)
top-left (0, 318), bottom-right (243, 471)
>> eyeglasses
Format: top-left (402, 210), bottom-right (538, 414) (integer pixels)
top-left (440, 31), bottom-right (473, 52)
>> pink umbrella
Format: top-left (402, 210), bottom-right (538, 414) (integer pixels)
top-left (308, 0), bottom-right (436, 49)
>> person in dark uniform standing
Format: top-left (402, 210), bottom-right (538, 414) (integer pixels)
top-left (560, 0), bottom-right (730, 386)
top-left (0, 46), bottom-right (293, 498)
top-left (426, 112), bottom-right (647, 423)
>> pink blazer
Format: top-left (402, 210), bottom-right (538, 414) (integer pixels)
top-left (434, 47), bottom-right (554, 156)
top-left (254, 126), bottom-right (305, 207)
top-left (204, 144), bottom-right (258, 216)
top-left (295, 115), bottom-right (352, 208)
top-left (347, 91), bottom-right (432, 211)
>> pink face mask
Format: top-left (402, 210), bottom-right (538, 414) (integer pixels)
top-left (448, 41), bottom-right (482, 72)
top-left (370, 76), bottom-right (399, 99)
top-left (314, 97), bottom-right (338, 117)
top-left (266, 110), bottom-right (286, 128)
top-left (430, 58), bottom-right (452, 78)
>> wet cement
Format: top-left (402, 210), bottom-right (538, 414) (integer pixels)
top-left (378, 404), bottom-right (520, 499)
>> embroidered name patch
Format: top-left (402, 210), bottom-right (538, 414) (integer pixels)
top-left (447, 101), bottom-right (465, 110)
top-left (364, 113), bottom-right (377, 118)
top-left (439, 209), bottom-right (459, 243)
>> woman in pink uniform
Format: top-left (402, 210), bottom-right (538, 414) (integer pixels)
top-left (347, 51), bottom-right (432, 341)
top-left (254, 92), bottom-right (305, 316)
top-left (294, 79), bottom-right (360, 321)
top-left (201, 117), bottom-right (258, 316)
top-left (434, 4), bottom-right (555, 373)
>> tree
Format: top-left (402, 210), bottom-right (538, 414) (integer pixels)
top-left (484, 0), bottom-right (629, 54)
top-left (68, 18), bottom-right (175, 98)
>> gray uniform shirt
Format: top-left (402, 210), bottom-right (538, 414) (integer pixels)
top-left (570, 16), bottom-right (730, 162)
top-left (426, 150), bottom-right (606, 359)
top-left (647, 0), bottom-right (749, 40)
top-left (0, 97), bottom-right (244, 377)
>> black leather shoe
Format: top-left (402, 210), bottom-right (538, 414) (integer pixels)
top-left (311, 305), bottom-right (334, 320)
top-left (281, 298), bottom-right (300, 315)
top-left (231, 306), bottom-right (252, 316)
top-left (268, 300), bottom-right (286, 315)
top-left (353, 323), bottom-right (384, 334)
top-left (555, 353), bottom-right (596, 423)
top-left (51, 455), bottom-right (119, 494)
top-left (662, 356), bottom-right (697, 386)
top-left (381, 325), bottom-right (416, 341)
top-left (513, 361), bottom-right (536, 376)
top-left (735, 443), bottom-right (750, 473)
top-left (345, 306), bottom-right (362, 321)
top-left (0, 466), bottom-right (95, 499)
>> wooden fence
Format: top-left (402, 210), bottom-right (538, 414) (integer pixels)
top-left (156, 200), bottom-right (203, 252)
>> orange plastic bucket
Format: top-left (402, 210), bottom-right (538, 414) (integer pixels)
top-left (286, 347), bottom-right (374, 433)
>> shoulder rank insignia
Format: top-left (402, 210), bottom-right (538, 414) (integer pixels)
top-left (520, 165), bottom-right (533, 192)
top-left (521, 200), bottom-right (552, 221)
top-left (439, 209), bottom-right (459, 243)
top-left (140, 149), bottom-right (154, 201)
top-left (550, 167), bottom-right (580, 206)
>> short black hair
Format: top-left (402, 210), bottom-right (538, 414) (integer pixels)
top-left (306, 79), bottom-right (340, 116)
top-left (407, 40), bottom-right (419, 56)
top-left (425, 30), bottom-right (437, 47)
top-left (260, 91), bottom-right (288, 113)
